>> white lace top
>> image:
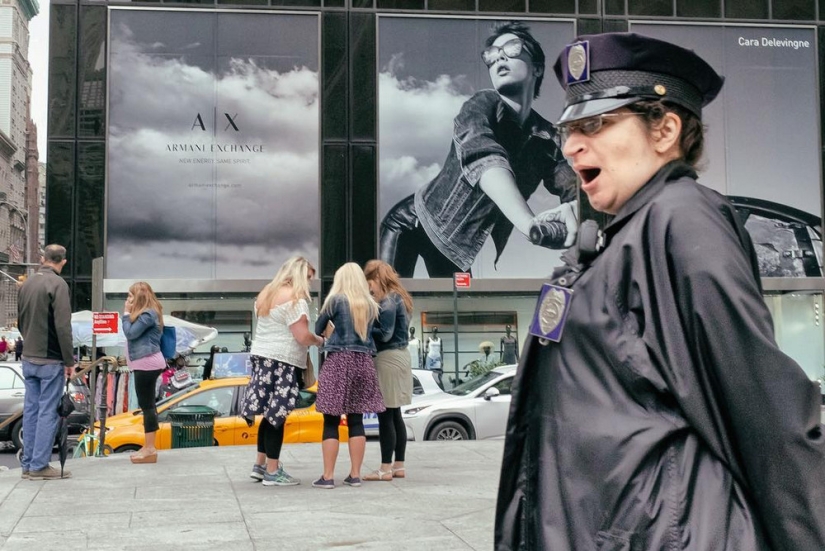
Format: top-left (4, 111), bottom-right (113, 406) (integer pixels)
top-left (250, 299), bottom-right (310, 369)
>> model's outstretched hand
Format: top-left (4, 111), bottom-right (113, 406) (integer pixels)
top-left (530, 201), bottom-right (578, 248)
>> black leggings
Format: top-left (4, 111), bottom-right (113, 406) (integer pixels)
top-left (256, 418), bottom-right (285, 460)
top-left (133, 369), bottom-right (163, 433)
top-left (377, 407), bottom-right (406, 464)
top-left (323, 413), bottom-right (364, 440)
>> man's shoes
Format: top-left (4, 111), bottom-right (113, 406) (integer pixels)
top-left (262, 466), bottom-right (300, 487)
top-left (28, 465), bottom-right (71, 480)
top-left (250, 464), bottom-right (266, 481)
top-left (312, 476), bottom-right (335, 489)
top-left (343, 475), bottom-right (361, 487)
top-left (21, 470), bottom-right (29, 479)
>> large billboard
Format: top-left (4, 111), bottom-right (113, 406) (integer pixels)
top-left (107, 10), bottom-right (320, 280)
top-left (377, 16), bottom-right (577, 279)
top-left (632, 23), bottom-right (822, 278)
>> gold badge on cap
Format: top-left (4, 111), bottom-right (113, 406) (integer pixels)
top-left (565, 41), bottom-right (590, 84)
top-left (654, 84), bottom-right (667, 96)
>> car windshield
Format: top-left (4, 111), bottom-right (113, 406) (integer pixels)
top-left (447, 371), bottom-right (502, 396)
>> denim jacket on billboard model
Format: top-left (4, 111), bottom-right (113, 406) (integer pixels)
top-left (315, 295), bottom-right (376, 355)
top-left (414, 89), bottom-right (578, 271)
top-left (122, 309), bottom-right (162, 361)
top-left (372, 292), bottom-right (409, 353)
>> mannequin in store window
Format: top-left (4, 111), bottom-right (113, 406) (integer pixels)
top-left (500, 325), bottom-right (518, 365)
top-left (425, 328), bottom-right (443, 371)
top-left (408, 326), bottom-right (421, 370)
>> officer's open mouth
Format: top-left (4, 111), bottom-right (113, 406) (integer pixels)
top-left (579, 168), bottom-right (601, 184)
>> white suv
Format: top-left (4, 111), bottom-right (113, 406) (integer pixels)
top-left (402, 365), bottom-right (516, 441)
top-left (363, 368), bottom-right (446, 436)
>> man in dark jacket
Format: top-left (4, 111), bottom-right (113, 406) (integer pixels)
top-left (17, 244), bottom-right (75, 480)
top-left (495, 33), bottom-right (825, 550)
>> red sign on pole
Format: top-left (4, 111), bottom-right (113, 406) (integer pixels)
top-left (93, 312), bottom-right (120, 334)
top-left (454, 272), bottom-right (471, 289)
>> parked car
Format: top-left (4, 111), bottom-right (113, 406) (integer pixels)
top-left (0, 362), bottom-right (91, 449)
top-left (98, 377), bottom-right (347, 453)
top-left (363, 368), bottom-right (446, 436)
top-left (402, 364), bottom-right (516, 441)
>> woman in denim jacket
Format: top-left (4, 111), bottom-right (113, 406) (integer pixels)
top-left (312, 263), bottom-right (384, 489)
top-left (379, 21), bottom-right (578, 277)
top-left (122, 282), bottom-right (166, 464)
top-left (362, 260), bottom-right (413, 482)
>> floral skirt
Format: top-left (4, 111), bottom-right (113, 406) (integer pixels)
top-left (240, 355), bottom-right (300, 428)
top-left (316, 351), bottom-right (386, 416)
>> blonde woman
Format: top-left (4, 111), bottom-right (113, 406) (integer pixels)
top-left (122, 282), bottom-right (166, 464)
top-left (240, 256), bottom-right (323, 486)
top-left (312, 263), bottom-right (384, 489)
top-left (363, 260), bottom-right (413, 481)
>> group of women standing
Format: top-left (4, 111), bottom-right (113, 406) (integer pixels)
top-left (119, 257), bottom-right (414, 485)
top-left (241, 257), bottom-right (414, 488)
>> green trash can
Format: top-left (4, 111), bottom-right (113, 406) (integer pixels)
top-left (169, 405), bottom-right (217, 448)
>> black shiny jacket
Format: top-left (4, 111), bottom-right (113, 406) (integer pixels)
top-left (495, 162), bottom-right (825, 550)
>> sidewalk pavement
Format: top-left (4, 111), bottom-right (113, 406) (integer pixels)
top-left (0, 440), bottom-right (504, 550)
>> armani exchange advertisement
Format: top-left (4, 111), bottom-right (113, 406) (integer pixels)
top-left (107, 10), bottom-right (320, 279)
top-left (377, 16), bottom-right (577, 279)
top-left (633, 23), bottom-right (822, 278)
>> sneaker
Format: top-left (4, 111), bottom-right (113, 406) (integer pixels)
top-left (262, 466), bottom-right (300, 487)
top-left (28, 465), bottom-right (71, 480)
top-left (21, 470), bottom-right (29, 479)
top-left (312, 476), bottom-right (335, 489)
top-left (250, 464), bottom-right (265, 481)
top-left (343, 475), bottom-right (361, 487)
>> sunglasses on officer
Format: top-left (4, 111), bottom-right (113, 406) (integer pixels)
top-left (481, 38), bottom-right (529, 67)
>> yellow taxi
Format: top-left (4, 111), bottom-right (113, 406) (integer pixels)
top-left (97, 377), bottom-right (348, 453)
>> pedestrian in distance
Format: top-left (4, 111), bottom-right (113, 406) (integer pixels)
top-left (240, 256), bottom-right (323, 487)
top-left (122, 281), bottom-right (167, 465)
top-left (14, 336), bottom-right (23, 361)
top-left (312, 262), bottom-right (384, 489)
top-left (17, 244), bottom-right (75, 480)
top-left (379, 21), bottom-right (580, 277)
top-left (362, 260), bottom-right (414, 482)
top-left (0, 335), bottom-right (9, 360)
top-left (495, 32), bottom-right (825, 550)
top-left (201, 344), bottom-right (220, 381)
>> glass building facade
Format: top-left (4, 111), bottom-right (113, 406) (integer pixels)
top-left (46, 0), bottom-right (825, 382)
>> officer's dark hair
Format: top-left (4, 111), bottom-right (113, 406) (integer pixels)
top-left (627, 100), bottom-right (705, 167)
top-left (485, 21), bottom-right (545, 99)
top-left (43, 244), bottom-right (66, 264)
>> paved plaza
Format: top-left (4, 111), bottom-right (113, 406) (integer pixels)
top-left (0, 439), bottom-right (503, 550)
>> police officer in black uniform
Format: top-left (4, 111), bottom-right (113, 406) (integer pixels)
top-left (495, 32), bottom-right (825, 551)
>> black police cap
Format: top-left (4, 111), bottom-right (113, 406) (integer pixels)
top-left (552, 32), bottom-right (724, 124)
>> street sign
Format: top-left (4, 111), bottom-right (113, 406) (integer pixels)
top-left (454, 272), bottom-right (471, 289)
top-left (92, 312), bottom-right (120, 334)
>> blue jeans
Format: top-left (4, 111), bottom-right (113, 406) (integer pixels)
top-left (21, 361), bottom-right (64, 472)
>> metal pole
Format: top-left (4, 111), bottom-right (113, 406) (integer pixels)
top-left (453, 278), bottom-right (459, 387)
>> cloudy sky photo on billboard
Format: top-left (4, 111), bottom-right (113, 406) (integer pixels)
top-left (107, 11), bottom-right (320, 280)
top-left (633, 23), bottom-right (822, 278)
top-left (378, 16), bottom-right (576, 279)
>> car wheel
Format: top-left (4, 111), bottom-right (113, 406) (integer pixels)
top-left (114, 444), bottom-right (141, 454)
top-left (11, 419), bottom-right (22, 450)
top-left (429, 420), bottom-right (469, 441)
